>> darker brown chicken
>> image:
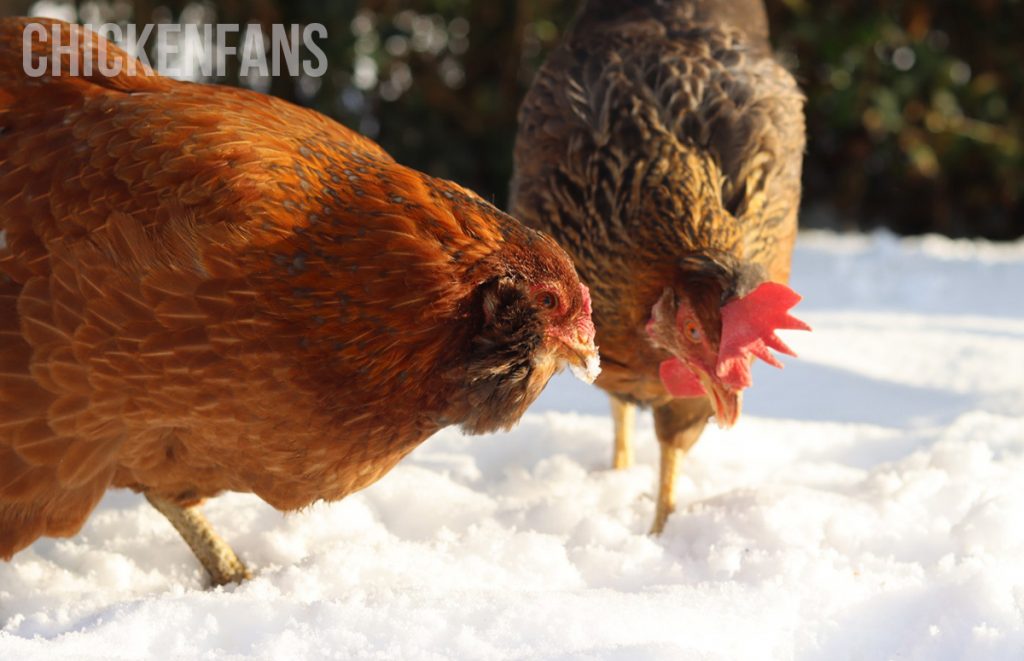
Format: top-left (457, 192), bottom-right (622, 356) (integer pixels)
top-left (511, 0), bottom-right (809, 533)
top-left (0, 18), bottom-right (598, 583)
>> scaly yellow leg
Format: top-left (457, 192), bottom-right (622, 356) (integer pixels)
top-left (650, 443), bottom-right (680, 535)
top-left (649, 399), bottom-right (712, 535)
top-left (610, 396), bottom-right (636, 469)
top-left (145, 492), bottom-right (251, 586)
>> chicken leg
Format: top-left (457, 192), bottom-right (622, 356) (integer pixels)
top-left (610, 396), bottom-right (636, 469)
top-left (650, 398), bottom-right (712, 534)
top-left (145, 492), bottom-right (251, 586)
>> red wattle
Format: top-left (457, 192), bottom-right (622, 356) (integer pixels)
top-left (659, 358), bottom-right (706, 397)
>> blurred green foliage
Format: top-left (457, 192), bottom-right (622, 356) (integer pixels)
top-left (766, 0), bottom-right (1023, 238)
top-left (7, 0), bottom-right (1023, 238)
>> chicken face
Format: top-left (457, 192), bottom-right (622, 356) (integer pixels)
top-left (646, 285), bottom-right (739, 426)
top-left (531, 281), bottom-right (600, 383)
top-left (646, 282), bottom-right (809, 428)
top-left (489, 234), bottom-right (600, 387)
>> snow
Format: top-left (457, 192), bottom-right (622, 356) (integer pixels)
top-left (3, 231), bottom-right (1024, 660)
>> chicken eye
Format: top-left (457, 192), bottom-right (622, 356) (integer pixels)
top-left (683, 319), bottom-right (702, 343)
top-left (536, 291), bottom-right (558, 310)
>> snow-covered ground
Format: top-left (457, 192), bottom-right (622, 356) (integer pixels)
top-left (2, 231), bottom-right (1024, 660)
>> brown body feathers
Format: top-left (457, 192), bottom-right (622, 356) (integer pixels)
top-left (511, 0), bottom-right (806, 530)
top-left (0, 18), bottom-right (593, 559)
top-left (513, 0), bottom-right (804, 409)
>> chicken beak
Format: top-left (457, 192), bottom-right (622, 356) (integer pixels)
top-left (699, 371), bottom-right (742, 429)
top-left (559, 334), bottom-right (601, 384)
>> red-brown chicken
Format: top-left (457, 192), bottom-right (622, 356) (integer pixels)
top-left (511, 0), bottom-right (809, 533)
top-left (0, 18), bottom-right (599, 584)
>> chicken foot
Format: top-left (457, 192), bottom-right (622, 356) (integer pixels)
top-left (145, 492), bottom-right (251, 586)
top-left (610, 396), bottom-right (636, 469)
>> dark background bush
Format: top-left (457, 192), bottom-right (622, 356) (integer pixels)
top-left (3, 0), bottom-right (1021, 239)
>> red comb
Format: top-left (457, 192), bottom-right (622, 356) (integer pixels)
top-left (579, 283), bottom-right (593, 316)
top-left (577, 283), bottom-right (596, 342)
top-left (716, 282), bottom-right (811, 390)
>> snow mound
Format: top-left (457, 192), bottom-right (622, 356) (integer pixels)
top-left (3, 232), bottom-right (1024, 660)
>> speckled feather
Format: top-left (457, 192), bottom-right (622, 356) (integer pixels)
top-left (510, 0), bottom-right (805, 405)
top-left (0, 18), bottom-right (586, 558)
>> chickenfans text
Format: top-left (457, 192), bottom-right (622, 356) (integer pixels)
top-left (22, 22), bottom-right (328, 79)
